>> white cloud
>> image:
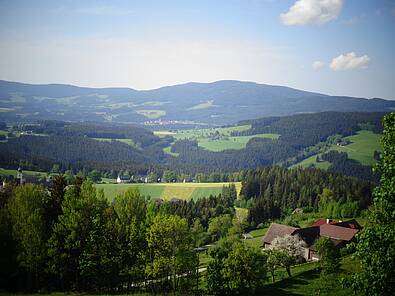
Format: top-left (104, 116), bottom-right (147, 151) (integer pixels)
top-left (312, 61), bottom-right (325, 70)
top-left (281, 0), bottom-right (344, 25)
top-left (329, 52), bottom-right (370, 71)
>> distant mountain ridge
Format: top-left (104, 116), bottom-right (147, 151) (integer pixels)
top-left (0, 79), bottom-right (394, 125)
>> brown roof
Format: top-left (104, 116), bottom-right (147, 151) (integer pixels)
top-left (334, 219), bottom-right (362, 230)
top-left (320, 224), bottom-right (359, 241)
top-left (294, 226), bottom-right (320, 247)
top-left (311, 219), bottom-right (337, 227)
top-left (263, 223), bottom-right (299, 245)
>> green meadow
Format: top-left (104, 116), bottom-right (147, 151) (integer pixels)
top-left (330, 130), bottom-right (382, 166)
top-left (0, 168), bottom-right (47, 178)
top-left (291, 130), bottom-right (381, 169)
top-left (95, 182), bottom-right (242, 201)
top-left (155, 124), bottom-right (279, 153)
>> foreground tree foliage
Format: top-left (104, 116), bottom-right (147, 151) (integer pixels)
top-left (315, 237), bottom-right (340, 274)
top-left (7, 184), bottom-right (49, 291)
top-left (207, 236), bottom-right (267, 295)
top-left (348, 112), bottom-right (395, 295)
top-left (1, 182), bottom-right (243, 293)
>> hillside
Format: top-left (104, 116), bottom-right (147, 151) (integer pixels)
top-left (0, 112), bottom-right (385, 181)
top-left (1, 80), bottom-right (394, 125)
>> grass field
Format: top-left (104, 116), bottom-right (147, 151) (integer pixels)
top-left (156, 124), bottom-right (279, 153)
top-left (197, 134), bottom-right (279, 152)
top-left (330, 130), bottom-right (381, 166)
top-left (96, 182), bottom-right (242, 201)
top-left (163, 146), bottom-right (179, 156)
top-left (0, 168), bottom-right (47, 178)
top-left (289, 154), bottom-right (331, 170)
top-left (291, 130), bottom-right (381, 169)
top-left (91, 137), bottom-right (139, 149)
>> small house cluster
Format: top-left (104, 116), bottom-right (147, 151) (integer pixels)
top-left (262, 218), bottom-right (361, 260)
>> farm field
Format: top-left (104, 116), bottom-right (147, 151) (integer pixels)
top-left (95, 182), bottom-right (242, 201)
top-left (155, 124), bottom-right (279, 153)
top-left (290, 130), bottom-right (381, 169)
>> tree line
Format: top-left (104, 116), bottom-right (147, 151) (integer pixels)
top-left (239, 166), bottom-right (373, 226)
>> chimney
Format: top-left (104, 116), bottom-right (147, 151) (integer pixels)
top-left (326, 218), bottom-right (330, 224)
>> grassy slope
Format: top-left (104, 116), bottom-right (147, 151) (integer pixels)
top-left (289, 154), bottom-right (331, 170)
top-left (95, 182), bottom-right (242, 201)
top-left (291, 130), bottom-right (381, 169)
top-left (259, 256), bottom-right (361, 296)
top-left (157, 124), bottom-right (279, 153)
top-left (198, 134), bottom-right (279, 152)
top-left (330, 130), bottom-right (381, 166)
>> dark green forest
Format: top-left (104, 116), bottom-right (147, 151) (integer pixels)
top-left (0, 167), bottom-right (373, 294)
top-left (0, 112), bottom-right (385, 181)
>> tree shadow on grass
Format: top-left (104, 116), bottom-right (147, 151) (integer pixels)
top-left (255, 267), bottom-right (321, 296)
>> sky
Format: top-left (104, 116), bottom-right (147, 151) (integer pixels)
top-left (0, 0), bottom-right (394, 99)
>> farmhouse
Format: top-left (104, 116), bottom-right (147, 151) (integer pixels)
top-left (262, 219), bottom-right (361, 260)
top-left (117, 175), bottom-right (130, 184)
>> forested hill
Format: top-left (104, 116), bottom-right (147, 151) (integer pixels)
top-left (0, 121), bottom-right (172, 174)
top-left (167, 112), bottom-right (384, 179)
top-left (0, 112), bottom-right (385, 180)
top-left (1, 79), bottom-right (395, 125)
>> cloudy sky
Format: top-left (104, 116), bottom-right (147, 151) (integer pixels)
top-left (0, 0), bottom-right (394, 99)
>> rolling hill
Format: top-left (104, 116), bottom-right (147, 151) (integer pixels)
top-left (1, 80), bottom-right (394, 126)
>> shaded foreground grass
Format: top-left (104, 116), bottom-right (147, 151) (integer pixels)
top-left (258, 255), bottom-right (361, 296)
top-left (0, 257), bottom-right (360, 296)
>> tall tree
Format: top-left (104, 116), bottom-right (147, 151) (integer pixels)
top-left (7, 184), bottom-right (49, 291)
top-left (349, 112), bottom-right (395, 295)
top-left (47, 181), bottom-right (108, 290)
top-left (146, 214), bottom-right (195, 292)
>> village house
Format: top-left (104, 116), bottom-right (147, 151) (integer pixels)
top-left (262, 219), bottom-right (361, 261)
top-left (116, 175), bottom-right (130, 184)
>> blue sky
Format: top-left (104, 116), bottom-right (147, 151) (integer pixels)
top-left (0, 0), bottom-right (394, 99)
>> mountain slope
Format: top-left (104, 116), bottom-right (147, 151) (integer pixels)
top-left (0, 80), bottom-right (394, 125)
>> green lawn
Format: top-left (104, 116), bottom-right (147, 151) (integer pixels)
top-left (243, 227), bottom-right (268, 248)
top-left (95, 182), bottom-right (241, 201)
